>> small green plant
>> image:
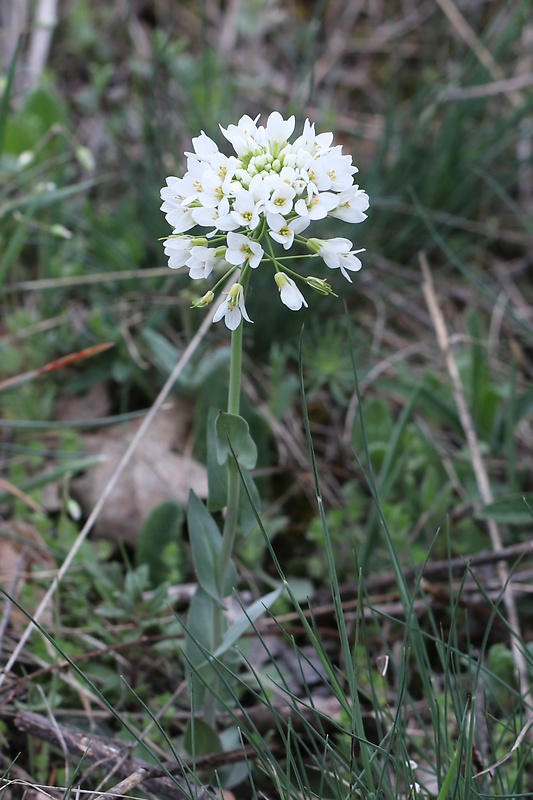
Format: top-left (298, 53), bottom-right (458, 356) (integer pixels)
top-left (156, 110), bottom-right (370, 746)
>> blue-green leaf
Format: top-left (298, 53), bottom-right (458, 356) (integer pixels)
top-left (215, 412), bottom-right (257, 470)
top-left (184, 585), bottom-right (216, 711)
top-left (476, 495), bottom-right (533, 525)
top-left (187, 491), bottom-right (237, 602)
top-left (183, 716), bottom-right (222, 757)
top-left (135, 500), bottom-right (186, 586)
top-left (213, 587), bottom-right (284, 658)
top-left (207, 406), bottom-right (227, 511)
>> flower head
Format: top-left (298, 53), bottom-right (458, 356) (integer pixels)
top-left (159, 111), bottom-right (369, 328)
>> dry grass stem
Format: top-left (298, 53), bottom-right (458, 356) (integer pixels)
top-left (420, 251), bottom-right (533, 710)
top-left (440, 71), bottom-right (533, 101)
top-left (10, 268), bottom-right (172, 292)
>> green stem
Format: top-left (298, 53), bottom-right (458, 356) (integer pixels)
top-left (216, 317), bottom-right (244, 593)
top-left (227, 310), bottom-right (243, 417)
top-left (208, 271), bottom-right (249, 729)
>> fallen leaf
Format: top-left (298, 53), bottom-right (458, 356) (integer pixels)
top-left (72, 398), bottom-right (207, 544)
top-left (55, 383), bottom-right (112, 422)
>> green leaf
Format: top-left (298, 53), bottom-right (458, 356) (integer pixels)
top-left (184, 585), bottom-right (216, 712)
top-left (476, 495), bottom-right (533, 525)
top-left (207, 406), bottom-right (227, 511)
top-left (513, 387), bottom-right (533, 426)
top-left (135, 500), bottom-right (186, 586)
top-left (208, 408), bottom-right (261, 533)
top-left (239, 467), bottom-right (261, 538)
top-left (183, 716), bottom-right (222, 757)
top-left (141, 328), bottom-right (179, 375)
top-left (187, 491), bottom-right (236, 602)
top-left (213, 586), bottom-right (283, 658)
top-left (215, 412), bottom-right (257, 469)
top-left (142, 329), bottom-right (230, 391)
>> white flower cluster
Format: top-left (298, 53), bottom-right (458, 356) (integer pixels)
top-left (160, 112), bottom-right (369, 329)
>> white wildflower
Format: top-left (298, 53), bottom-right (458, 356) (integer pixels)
top-left (159, 111), bottom-right (369, 327)
top-left (225, 232), bottom-right (263, 268)
top-left (213, 283), bottom-right (253, 330)
top-left (274, 272), bottom-right (308, 311)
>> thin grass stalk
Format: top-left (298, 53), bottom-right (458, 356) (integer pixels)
top-left (297, 331), bottom-right (377, 794)
top-left (0, 589), bottom-right (201, 796)
top-left (0, 42), bottom-right (19, 156)
top-left (359, 386), bottom-right (420, 568)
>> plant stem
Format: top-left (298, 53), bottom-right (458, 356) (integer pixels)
top-left (208, 272), bottom-right (249, 730)
top-left (216, 296), bottom-right (244, 594)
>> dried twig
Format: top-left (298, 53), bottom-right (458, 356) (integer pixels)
top-left (26, 0), bottom-right (58, 91)
top-left (440, 71), bottom-right (533, 101)
top-left (434, 0), bottom-right (525, 108)
top-left (13, 710), bottom-right (213, 800)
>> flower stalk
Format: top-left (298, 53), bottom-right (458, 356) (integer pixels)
top-left (217, 278), bottom-right (246, 594)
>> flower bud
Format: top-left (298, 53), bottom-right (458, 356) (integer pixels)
top-left (305, 276), bottom-right (336, 296)
top-left (191, 290), bottom-right (215, 308)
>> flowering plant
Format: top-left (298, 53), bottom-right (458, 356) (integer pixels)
top-left (160, 112), bottom-right (369, 328)
top-left (157, 115), bottom-right (369, 736)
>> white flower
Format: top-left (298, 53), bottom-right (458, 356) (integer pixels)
top-left (186, 246), bottom-right (224, 280)
top-left (309, 151), bottom-right (356, 193)
top-left (225, 232), bottom-right (264, 268)
top-left (191, 199), bottom-right (240, 234)
top-left (264, 184), bottom-right (296, 215)
top-left (187, 131), bottom-right (220, 160)
top-left (231, 187), bottom-right (264, 229)
top-left (261, 111), bottom-right (295, 154)
top-left (164, 236), bottom-right (196, 269)
top-left (308, 237), bottom-right (364, 282)
top-left (274, 272), bottom-right (308, 311)
top-left (220, 114), bottom-right (261, 157)
top-left (330, 186), bottom-right (370, 223)
top-left (267, 213), bottom-right (309, 249)
top-left (213, 283), bottom-right (253, 329)
top-left (160, 178), bottom-right (196, 232)
top-left (337, 249), bottom-right (365, 282)
top-left (308, 237), bottom-right (352, 268)
top-left (294, 191), bottom-right (338, 221)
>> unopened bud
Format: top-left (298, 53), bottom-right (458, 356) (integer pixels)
top-left (191, 290), bottom-right (215, 308)
top-left (50, 224), bottom-right (73, 239)
top-left (305, 276), bottom-right (336, 296)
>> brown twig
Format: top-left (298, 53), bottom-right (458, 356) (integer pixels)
top-left (13, 710), bottom-right (213, 800)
